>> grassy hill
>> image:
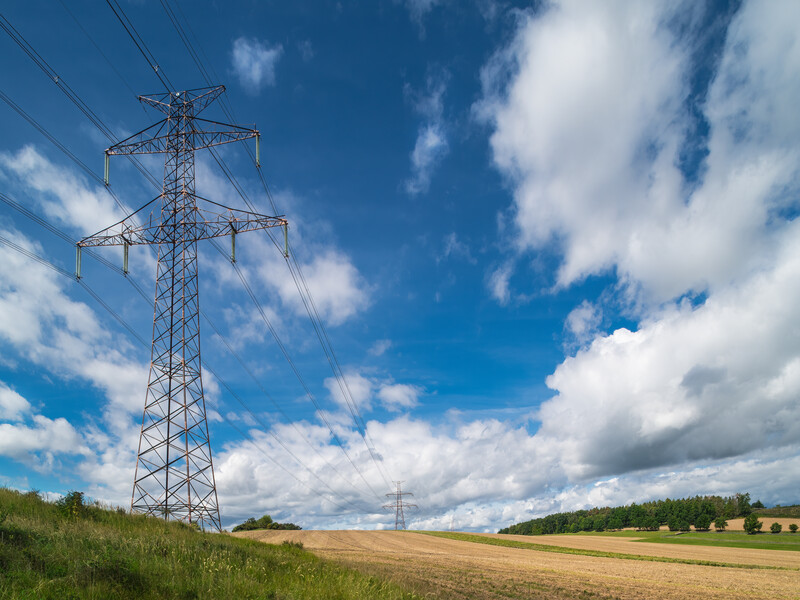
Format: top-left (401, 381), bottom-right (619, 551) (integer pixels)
top-left (0, 488), bottom-right (420, 600)
top-left (755, 505), bottom-right (800, 518)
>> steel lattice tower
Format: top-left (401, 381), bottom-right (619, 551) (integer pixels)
top-left (383, 481), bottom-right (417, 530)
top-left (78, 86), bottom-right (287, 531)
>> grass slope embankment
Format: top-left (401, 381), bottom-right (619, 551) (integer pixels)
top-left (0, 488), bottom-right (421, 600)
top-left (419, 531), bottom-right (795, 571)
top-left (631, 531), bottom-right (800, 552)
top-left (756, 505), bottom-right (800, 518)
top-left (577, 529), bottom-right (800, 551)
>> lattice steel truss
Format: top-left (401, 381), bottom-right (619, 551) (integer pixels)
top-left (79, 85), bottom-right (287, 531)
top-left (382, 481), bottom-right (417, 530)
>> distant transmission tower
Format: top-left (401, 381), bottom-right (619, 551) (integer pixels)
top-left (78, 86), bottom-right (287, 531)
top-left (383, 481), bottom-right (417, 530)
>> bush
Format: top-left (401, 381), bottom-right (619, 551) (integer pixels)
top-left (790, 523), bottom-right (798, 534)
top-left (56, 491), bottom-right (87, 519)
top-left (714, 516), bottom-right (727, 531)
top-left (231, 514), bottom-right (302, 532)
top-left (694, 513), bottom-right (712, 531)
top-left (770, 522), bottom-right (782, 534)
top-left (743, 514), bottom-right (762, 535)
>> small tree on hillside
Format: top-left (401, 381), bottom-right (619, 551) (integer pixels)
top-left (694, 513), bottom-right (712, 532)
top-left (714, 516), bottom-right (727, 532)
top-left (790, 523), bottom-right (798, 534)
top-left (743, 513), bottom-right (762, 535)
top-left (770, 522), bottom-right (782, 534)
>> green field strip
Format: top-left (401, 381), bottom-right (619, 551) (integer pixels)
top-left (632, 532), bottom-right (800, 552)
top-left (417, 531), bottom-right (796, 571)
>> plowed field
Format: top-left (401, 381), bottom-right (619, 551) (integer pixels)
top-left (235, 530), bottom-right (800, 599)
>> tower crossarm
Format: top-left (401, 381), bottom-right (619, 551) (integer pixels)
top-left (78, 202), bottom-right (287, 248)
top-left (107, 121), bottom-right (257, 155)
top-left (139, 85), bottom-right (226, 115)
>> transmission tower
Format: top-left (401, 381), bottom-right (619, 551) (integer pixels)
top-left (383, 481), bottom-right (417, 530)
top-left (78, 85), bottom-right (287, 531)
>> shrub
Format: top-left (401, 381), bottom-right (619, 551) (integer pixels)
top-left (232, 514), bottom-right (302, 532)
top-left (790, 523), bottom-right (798, 534)
top-left (770, 522), bottom-right (782, 534)
top-left (743, 513), bottom-right (762, 535)
top-left (56, 491), bottom-right (87, 519)
top-left (714, 516), bottom-right (727, 531)
top-left (694, 513), bottom-right (712, 531)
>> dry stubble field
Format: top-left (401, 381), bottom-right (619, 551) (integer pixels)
top-left (235, 529), bottom-right (800, 600)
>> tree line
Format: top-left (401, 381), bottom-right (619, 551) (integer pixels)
top-left (231, 514), bottom-right (302, 532)
top-left (498, 493), bottom-right (757, 535)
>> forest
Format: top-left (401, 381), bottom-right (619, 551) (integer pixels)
top-left (231, 514), bottom-right (302, 532)
top-left (498, 493), bottom-right (759, 535)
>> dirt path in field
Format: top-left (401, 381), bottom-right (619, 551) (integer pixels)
top-left (235, 530), bottom-right (800, 600)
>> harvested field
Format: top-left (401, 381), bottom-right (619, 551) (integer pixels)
top-left (475, 532), bottom-right (800, 568)
top-left (726, 517), bottom-right (799, 531)
top-left (235, 529), bottom-right (800, 600)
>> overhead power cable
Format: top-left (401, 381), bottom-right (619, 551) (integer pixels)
top-left (56, 0), bottom-right (140, 101)
top-left (0, 14), bottom-right (161, 190)
top-left (105, 0), bottom-right (174, 92)
top-left (150, 1), bottom-right (395, 491)
top-left (3, 9), bottom-right (394, 506)
top-left (1, 77), bottom-right (382, 507)
top-left (0, 223), bottom-right (374, 516)
top-left (224, 251), bottom-right (385, 501)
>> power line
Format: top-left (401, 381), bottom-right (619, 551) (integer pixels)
top-left (105, 0), bottom-right (174, 92)
top-left (99, 2), bottom-right (392, 501)
top-left (0, 205), bottom-right (377, 518)
top-left (226, 255), bottom-right (385, 501)
top-left (382, 481), bottom-right (418, 530)
top-left (56, 0), bottom-right (141, 100)
top-left (149, 2), bottom-right (395, 490)
top-left (0, 14), bottom-right (162, 190)
top-left (1, 77), bottom-right (383, 509)
top-left (3, 8), bottom-right (397, 513)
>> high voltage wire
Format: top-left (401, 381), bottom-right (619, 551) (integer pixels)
top-left (200, 312), bottom-right (381, 502)
top-left (0, 14), bottom-right (161, 190)
top-left (95, 0), bottom-right (389, 497)
top-left (225, 250), bottom-right (385, 501)
top-left (56, 0), bottom-right (141, 101)
top-left (105, 0), bottom-right (174, 92)
top-left (1, 8), bottom-right (396, 511)
top-left (0, 86), bottom-right (380, 510)
top-left (147, 0), bottom-right (396, 493)
top-left (0, 210), bottom-right (376, 516)
top-left (0, 19), bottom-right (381, 508)
top-left (0, 76), bottom-right (383, 507)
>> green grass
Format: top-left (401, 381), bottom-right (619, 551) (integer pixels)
top-left (547, 528), bottom-right (800, 551)
top-left (755, 505), bottom-right (800, 518)
top-left (0, 488), bottom-right (423, 600)
top-left (630, 531), bottom-right (800, 552)
top-left (418, 531), bottom-right (794, 571)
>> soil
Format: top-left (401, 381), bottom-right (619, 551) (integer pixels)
top-left (235, 529), bottom-right (800, 599)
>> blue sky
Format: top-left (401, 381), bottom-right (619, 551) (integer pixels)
top-left (1, 0), bottom-right (800, 531)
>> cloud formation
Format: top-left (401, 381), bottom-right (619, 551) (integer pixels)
top-left (231, 37), bottom-right (284, 93)
top-left (405, 72), bottom-right (449, 195)
top-left (474, 0), bottom-right (800, 509)
top-left (480, 0), bottom-right (800, 304)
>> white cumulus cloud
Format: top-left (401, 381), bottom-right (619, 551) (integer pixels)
top-left (405, 72), bottom-right (449, 195)
top-left (231, 37), bottom-right (283, 93)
